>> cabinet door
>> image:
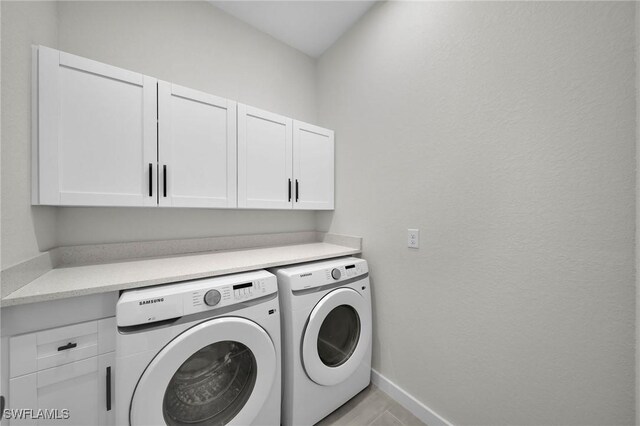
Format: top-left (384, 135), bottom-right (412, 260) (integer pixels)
top-left (158, 82), bottom-right (237, 208)
top-left (34, 46), bottom-right (157, 206)
top-left (237, 104), bottom-right (293, 209)
top-left (8, 354), bottom-right (114, 426)
top-left (10, 358), bottom-right (98, 425)
top-left (293, 121), bottom-right (334, 210)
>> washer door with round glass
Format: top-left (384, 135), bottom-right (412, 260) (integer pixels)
top-left (130, 317), bottom-right (276, 426)
top-left (302, 288), bottom-right (371, 386)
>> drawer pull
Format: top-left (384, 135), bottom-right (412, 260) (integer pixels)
top-left (57, 342), bottom-right (77, 351)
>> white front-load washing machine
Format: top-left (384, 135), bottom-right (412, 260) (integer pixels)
top-left (271, 257), bottom-right (372, 426)
top-left (115, 270), bottom-right (281, 426)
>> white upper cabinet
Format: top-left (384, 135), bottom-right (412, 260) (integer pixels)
top-left (32, 46), bottom-right (334, 210)
top-left (293, 121), bottom-right (334, 210)
top-left (33, 46), bottom-right (157, 207)
top-left (158, 82), bottom-right (237, 208)
top-left (237, 104), bottom-right (293, 209)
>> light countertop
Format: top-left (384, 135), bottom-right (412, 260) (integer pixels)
top-left (1, 242), bottom-right (360, 307)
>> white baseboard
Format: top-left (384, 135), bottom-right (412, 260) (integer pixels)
top-left (371, 369), bottom-right (453, 426)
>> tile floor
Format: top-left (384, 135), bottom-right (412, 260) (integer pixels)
top-left (316, 385), bottom-right (426, 426)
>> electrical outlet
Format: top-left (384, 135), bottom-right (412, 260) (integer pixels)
top-left (408, 229), bottom-right (419, 249)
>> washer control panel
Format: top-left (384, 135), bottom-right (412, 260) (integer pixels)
top-left (188, 276), bottom-right (273, 313)
top-left (117, 270), bottom-right (277, 327)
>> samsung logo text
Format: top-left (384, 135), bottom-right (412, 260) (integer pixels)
top-left (139, 298), bottom-right (164, 305)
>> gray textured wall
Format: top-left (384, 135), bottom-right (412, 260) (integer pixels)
top-left (316, 2), bottom-right (636, 424)
top-left (1, 2), bottom-right (58, 268)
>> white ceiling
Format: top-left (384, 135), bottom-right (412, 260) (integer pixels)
top-left (210, 1), bottom-right (377, 57)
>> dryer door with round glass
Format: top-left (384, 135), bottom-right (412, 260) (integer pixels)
top-left (130, 317), bottom-right (276, 426)
top-left (302, 287), bottom-right (372, 386)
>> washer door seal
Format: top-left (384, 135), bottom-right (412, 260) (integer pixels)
top-left (302, 288), bottom-right (371, 386)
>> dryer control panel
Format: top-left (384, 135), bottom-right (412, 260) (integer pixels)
top-left (117, 270), bottom-right (277, 327)
top-left (273, 257), bottom-right (368, 292)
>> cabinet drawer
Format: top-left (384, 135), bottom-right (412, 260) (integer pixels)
top-left (10, 317), bottom-right (115, 378)
top-left (36, 321), bottom-right (98, 372)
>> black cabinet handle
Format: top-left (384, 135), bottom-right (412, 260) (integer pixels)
top-left (288, 179), bottom-right (292, 202)
top-left (106, 366), bottom-right (112, 411)
top-left (148, 163), bottom-right (153, 197)
top-left (295, 179), bottom-right (299, 202)
top-left (163, 165), bottom-right (167, 198)
top-left (57, 342), bottom-right (77, 351)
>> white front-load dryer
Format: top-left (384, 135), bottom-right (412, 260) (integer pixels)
top-left (115, 270), bottom-right (281, 426)
top-left (271, 257), bottom-right (372, 426)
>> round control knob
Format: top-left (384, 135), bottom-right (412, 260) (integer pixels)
top-left (331, 268), bottom-right (341, 280)
top-left (204, 289), bottom-right (221, 306)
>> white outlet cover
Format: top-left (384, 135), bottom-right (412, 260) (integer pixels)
top-left (408, 229), bottom-right (419, 249)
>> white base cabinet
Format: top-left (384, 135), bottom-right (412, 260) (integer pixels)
top-left (8, 318), bottom-right (116, 426)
